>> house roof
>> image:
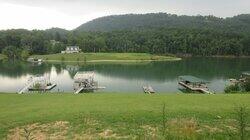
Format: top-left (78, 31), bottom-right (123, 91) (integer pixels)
top-left (179, 75), bottom-right (209, 83)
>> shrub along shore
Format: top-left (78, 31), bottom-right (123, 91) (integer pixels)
top-left (31, 53), bottom-right (181, 63)
top-left (0, 54), bottom-right (6, 60)
top-left (0, 93), bottom-right (249, 139)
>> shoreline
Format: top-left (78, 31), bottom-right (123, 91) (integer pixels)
top-left (42, 58), bottom-right (182, 63)
top-left (179, 55), bottom-right (250, 58)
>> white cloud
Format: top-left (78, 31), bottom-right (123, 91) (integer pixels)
top-left (0, 0), bottom-right (249, 30)
top-left (0, 3), bottom-right (107, 30)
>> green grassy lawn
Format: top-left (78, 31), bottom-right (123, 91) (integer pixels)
top-left (0, 93), bottom-right (250, 139)
top-left (32, 53), bottom-right (180, 62)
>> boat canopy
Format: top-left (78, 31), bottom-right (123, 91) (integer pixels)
top-left (242, 71), bottom-right (250, 77)
top-left (74, 71), bottom-right (95, 81)
top-left (179, 75), bottom-right (209, 84)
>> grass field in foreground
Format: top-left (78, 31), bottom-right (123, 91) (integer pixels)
top-left (32, 53), bottom-right (180, 62)
top-left (0, 93), bottom-right (249, 139)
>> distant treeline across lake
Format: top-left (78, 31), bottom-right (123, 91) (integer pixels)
top-left (1, 13), bottom-right (250, 60)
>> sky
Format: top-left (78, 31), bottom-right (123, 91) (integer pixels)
top-left (0, 0), bottom-right (249, 30)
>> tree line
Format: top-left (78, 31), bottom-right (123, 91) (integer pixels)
top-left (0, 27), bottom-right (250, 59)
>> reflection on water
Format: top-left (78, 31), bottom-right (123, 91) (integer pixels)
top-left (0, 57), bottom-right (250, 93)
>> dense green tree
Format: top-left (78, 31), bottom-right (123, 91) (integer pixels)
top-left (2, 46), bottom-right (22, 60)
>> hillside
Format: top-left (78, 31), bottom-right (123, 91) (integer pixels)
top-left (75, 13), bottom-right (250, 33)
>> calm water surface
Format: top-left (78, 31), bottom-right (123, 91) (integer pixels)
top-left (0, 57), bottom-right (249, 93)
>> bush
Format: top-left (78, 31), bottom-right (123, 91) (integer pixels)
top-left (234, 105), bottom-right (248, 140)
top-left (61, 56), bottom-right (65, 61)
top-left (224, 84), bottom-right (241, 93)
top-left (242, 78), bottom-right (250, 92)
top-left (34, 83), bottom-right (41, 89)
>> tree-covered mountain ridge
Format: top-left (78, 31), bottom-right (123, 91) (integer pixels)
top-left (75, 13), bottom-right (250, 32)
top-left (1, 13), bottom-right (250, 58)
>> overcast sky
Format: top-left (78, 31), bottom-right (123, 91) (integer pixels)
top-left (0, 0), bottom-right (249, 30)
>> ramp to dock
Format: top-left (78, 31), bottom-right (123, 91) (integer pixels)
top-left (143, 85), bottom-right (155, 94)
top-left (18, 81), bottom-right (36, 94)
top-left (75, 87), bottom-right (84, 94)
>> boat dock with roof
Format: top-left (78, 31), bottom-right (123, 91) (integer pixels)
top-left (178, 75), bottom-right (213, 94)
top-left (73, 71), bottom-right (105, 94)
top-left (18, 74), bottom-right (56, 94)
top-left (229, 71), bottom-right (250, 84)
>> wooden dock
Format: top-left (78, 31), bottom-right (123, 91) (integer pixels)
top-left (178, 75), bottom-right (213, 94)
top-left (75, 87), bottom-right (85, 94)
top-left (74, 86), bottom-right (106, 94)
top-left (142, 85), bottom-right (155, 94)
top-left (18, 75), bottom-right (56, 94)
top-left (179, 81), bottom-right (213, 94)
top-left (28, 84), bottom-right (57, 91)
top-left (18, 81), bottom-right (36, 94)
top-left (73, 72), bottom-right (105, 94)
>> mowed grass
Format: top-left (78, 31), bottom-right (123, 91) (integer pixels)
top-left (0, 93), bottom-right (250, 139)
top-left (32, 53), bottom-right (180, 62)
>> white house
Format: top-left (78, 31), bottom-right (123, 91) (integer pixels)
top-left (61, 46), bottom-right (81, 54)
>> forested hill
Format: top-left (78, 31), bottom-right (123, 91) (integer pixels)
top-left (1, 13), bottom-right (250, 59)
top-left (76, 13), bottom-right (250, 33)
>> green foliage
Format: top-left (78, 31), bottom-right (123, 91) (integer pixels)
top-left (33, 83), bottom-right (41, 89)
top-left (225, 84), bottom-right (241, 93)
top-left (234, 105), bottom-right (248, 140)
top-left (242, 78), bottom-right (250, 92)
top-left (20, 50), bottom-right (30, 61)
top-left (76, 13), bottom-right (250, 33)
top-left (2, 46), bottom-right (22, 60)
top-left (0, 54), bottom-right (6, 60)
top-left (61, 56), bottom-right (65, 61)
top-left (0, 14), bottom-right (250, 57)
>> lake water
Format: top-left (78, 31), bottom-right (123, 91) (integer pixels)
top-left (0, 57), bottom-right (249, 93)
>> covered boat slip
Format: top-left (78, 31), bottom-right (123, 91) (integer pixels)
top-left (242, 71), bottom-right (250, 77)
top-left (241, 71), bottom-right (250, 81)
top-left (230, 71), bottom-right (250, 84)
top-left (73, 72), bottom-right (105, 94)
top-left (18, 75), bottom-right (57, 94)
top-left (178, 75), bottom-right (213, 94)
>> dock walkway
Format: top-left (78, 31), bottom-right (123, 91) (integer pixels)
top-left (18, 81), bottom-right (35, 94)
top-left (179, 81), bottom-right (213, 94)
top-left (142, 85), bottom-right (155, 94)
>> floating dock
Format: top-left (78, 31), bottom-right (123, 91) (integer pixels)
top-left (178, 75), bottom-right (213, 94)
top-left (73, 72), bottom-right (105, 94)
top-left (28, 84), bottom-right (57, 91)
top-left (18, 75), bottom-right (56, 94)
top-left (18, 81), bottom-right (36, 94)
top-left (142, 85), bottom-right (155, 94)
top-left (229, 71), bottom-right (250, 85)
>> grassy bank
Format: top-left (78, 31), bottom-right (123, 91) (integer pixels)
top-left (0, 93), bottom-right (250, 139)
top-left (32, 53), bottom-right (181, 63)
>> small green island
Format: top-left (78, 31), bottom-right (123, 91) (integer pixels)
top-left (32, 53), bottom-right (181, 63)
